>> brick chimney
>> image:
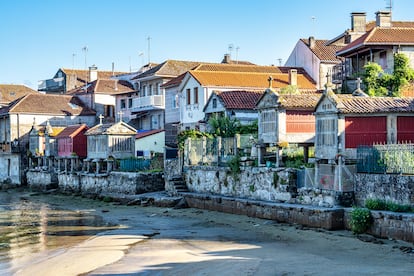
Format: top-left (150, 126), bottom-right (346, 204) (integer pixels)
top-left (289, 69), bottom-right (297, 86)
top-left (376, 11), bottom-right (391, 27)
top-left (351, 12), bottom-right (366, 33)
top-left (89, 65), bottom-right (98, 82)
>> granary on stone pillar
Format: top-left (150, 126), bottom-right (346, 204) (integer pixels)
top-left (255, 76), bottom-right (320, 166)
top-left (84, 115), bottom-right (136, 173)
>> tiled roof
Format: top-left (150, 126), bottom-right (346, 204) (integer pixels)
top-left (193, 63), bottom-right (309, 75)
top-left (366, 21), bottom-right (414, 31)
top-left (135, 129), bottom-right (164, 139)
top-left (189, 71), bottom-right (316, 90)
top-left (61, 68), bottom-right (127, 87)
top-left (0, 94), bottom-right (96, 116)
top-left (132, 60), bottom-right (201, 80)
top-left (333, 95), bottom-right (414, 114)
top-left (161, 72), bottom-right (186, 88)
top-left (300, 39), bottom-right (343, 62)
top-left (55, 124), bottom-right (88, 139)
top-left (279, 94), bottom-right (322, 109)
top-left (67, 79), bottom-right (135, 95)
top-left (216, 90), bottom-right (263, 110)
top-left (337, 27), bottom-right (414, 56)
top-left (0, 84), bottom-right (38, 104)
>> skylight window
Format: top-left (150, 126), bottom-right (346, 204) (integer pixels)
top-left (68, 103), bottom-right (79, 109)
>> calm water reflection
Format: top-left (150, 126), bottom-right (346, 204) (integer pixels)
top-left (0, 191), bottom-right (118, 274)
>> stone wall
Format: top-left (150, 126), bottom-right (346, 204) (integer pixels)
top-left (27, 171), bottom-right (164, 197)
top-left (344, 209), bottom-right (414, 242)
top-left (184, 166), bottom-right (340, 207)
top-left (184, 193), bottom-right (344, 230)
top-left (354, 173), bottom-right (414, 206)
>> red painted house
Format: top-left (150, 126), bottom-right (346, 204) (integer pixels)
top-left (56, 124), bottom-right (88, 158)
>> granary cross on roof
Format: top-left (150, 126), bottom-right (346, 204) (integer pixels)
top-left (267, 76), bottom-right (273, 88)
top-left (118, 111), bottom-right (124, 122)
top-left (99, 114), bottom-right (104, 124)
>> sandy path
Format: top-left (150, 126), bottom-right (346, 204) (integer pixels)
top-left (11, 193), bottom-right (414, 275)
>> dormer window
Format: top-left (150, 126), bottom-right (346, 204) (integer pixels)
top-left (212, 98), bottom-right (217, 109)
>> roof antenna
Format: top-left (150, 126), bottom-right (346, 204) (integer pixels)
top-left (147, 36), bottom-right (151, 64)
top-left (228, 44), bottom-right (234, 58)
top-left (385, 0), bottom-right (392, 12)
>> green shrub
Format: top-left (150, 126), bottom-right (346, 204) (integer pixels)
top-left (365, 198), bottom-right (387, 210)
top-left (386, 202), bottom-right (413, 213)
top-left (365, 198), bottom-right (413, 213)
top-left (350, 207), bottom-right (372, 234)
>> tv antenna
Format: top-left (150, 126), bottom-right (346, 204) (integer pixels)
top-left (82, 46), bottom-right (88, 70)
top-left (228, 44), bottom-right (234, 57)
top-left (235, 46), bottom-right (240, 64)
top-left (385, 0), bottom-right (392, 12)
top-left (277, 58), bottom-right (282, 66)
top-left (147, 36), bottom-right (151, 64)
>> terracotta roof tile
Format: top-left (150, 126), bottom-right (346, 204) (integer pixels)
top-left (279, 94), bottom-right (321, 109)
top-left (85, 121), bottom-right (136, 136)
top-left (216, 90), bottom-right (263, 110)
top-left (61, 68), bottom-right (127, 87)
top-left (193, 63), bottom-right (309, 75)
top-left (135, 129), bottom-right (164, 139)
top-left (0, 84), bottom-right (38, 105)
top-left (67, 79), bottom-right (135, 95)
top-left (190, 71), bottom-right (316, 90)
top-left (334, 95), bottom-right (414, 113)
top-left (132, 60), bottom-right (201, 80)
top-left (55, 124), bottom-right (88, 139)
top-left (300, 39), bottom-right (343, 62)
top-left (1, 94), bottom-right (95, 116)
top-left (338, 27), bottom-right (414, 56)
top-left (366, 21), bottom-right (414, 31)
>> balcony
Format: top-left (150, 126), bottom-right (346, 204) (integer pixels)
top-left (38, 77), bottom-right (64, 92)
top-left (131, 95), bottom-right (164, 113)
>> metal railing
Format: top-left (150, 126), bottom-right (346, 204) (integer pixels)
top-left (357, 143), bottom-right (414, 175)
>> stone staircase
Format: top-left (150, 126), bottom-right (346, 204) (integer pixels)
top-left (170, 176), bottom-right (189, 194)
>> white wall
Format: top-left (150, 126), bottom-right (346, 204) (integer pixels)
top-left (164, 86), bottom-right (180, 124)
top-left (135, 132), bottom-right (165, 154)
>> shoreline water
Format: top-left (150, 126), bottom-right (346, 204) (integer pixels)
top-left (2, 189), bottom-right (414, 275)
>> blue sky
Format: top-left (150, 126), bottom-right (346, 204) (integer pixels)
top-left (1, 0), bottom-right (413, 89)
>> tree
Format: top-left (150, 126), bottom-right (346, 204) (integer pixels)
top-left (207, 114), bottom-right (240, 138)
top-left (362, 53), bottom-right (414, 97)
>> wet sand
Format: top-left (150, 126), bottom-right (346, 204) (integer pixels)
top-left (9, 192), bottom-right (414, 275)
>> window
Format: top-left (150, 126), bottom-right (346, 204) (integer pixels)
top-left (173, 94), bottom-right (179, 108)
top-left (128, 98), bottom-right (133, 108)
top-left (260, 110), bottom-right (276, 134)
top-left (193, 87), bottom-right (198, 104)
top-left (379, 51), bottom-right (387, 70)
top-left (149, 84), bottom-right (153, 96)
top-left (186, 88), bottom-right (191, 105)
top-left (142, 85), bottom-right (146, 96)
top-left (120, 99), bottom-right (126, 109)
top-left (212, 98), bottom-right (217, 109)
top-left (316, 118), bottom-right (336, 146)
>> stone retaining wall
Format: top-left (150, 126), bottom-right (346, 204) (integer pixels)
top-left (355, 173), bottom-right (414, 206)
top-left (344, 209), bottom-right (414, 242)
top-left (184, 193), bottom-right (344, 230)
top-left (27, 171), bottom-right (164, 197)
top-left (184, 166), bottom-right (341, 207)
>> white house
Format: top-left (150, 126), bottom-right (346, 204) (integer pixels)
top-left (178, 64), bottom-right (316, 131)
top-left (285, 36), bottom-right (343, 90)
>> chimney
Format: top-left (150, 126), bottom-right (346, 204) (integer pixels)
top-left (289, 69), bottom-right (297, 86)
top-left (308, 36), bottom-right (315, 48)
top-left (351, 12), bottom-right (366, 33)
top-left (376, 11), bottom-right (391, 27)
top-left (89, 65), bottom-right (98, 82)
top-left (222, 53), bottom-right (231, 64)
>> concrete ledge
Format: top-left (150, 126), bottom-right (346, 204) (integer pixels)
top-left (184, 193), bottom-right (344, 230)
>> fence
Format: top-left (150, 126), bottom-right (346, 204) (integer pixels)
top-left (184, 134), bottom-right (256, 166)
top-left (120, 158), bottom-right (151, 172)
top-left (297, 164), bottom-right (355, 192)
top-left (357, 143), bottom-right (414, 175)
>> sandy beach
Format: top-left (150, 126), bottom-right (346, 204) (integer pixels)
top-left (8, 192), bottom-right (414, 275)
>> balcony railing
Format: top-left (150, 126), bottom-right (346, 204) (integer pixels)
top-left (131, 95), bottom-right (164, 112)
